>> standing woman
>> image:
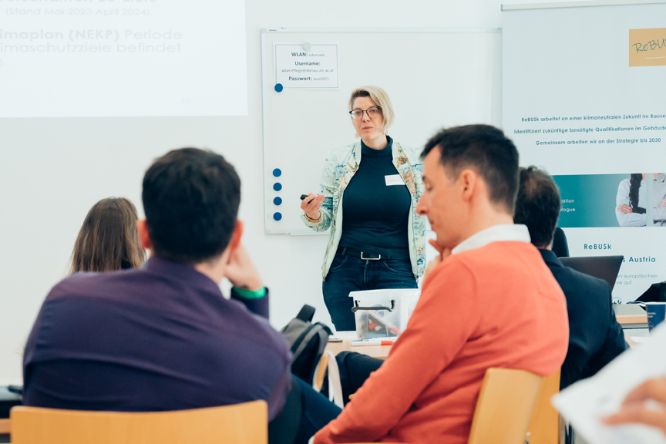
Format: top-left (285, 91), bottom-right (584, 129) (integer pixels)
top-left (301, 86), bottom-right (426, 330)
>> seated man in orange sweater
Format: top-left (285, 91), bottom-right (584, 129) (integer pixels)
top-left (315, 124), bottom-right (569, 444)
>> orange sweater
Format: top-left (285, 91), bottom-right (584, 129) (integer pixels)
top-left (315, 241), bottom-right (569, 444)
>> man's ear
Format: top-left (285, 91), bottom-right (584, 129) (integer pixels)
top-left (229, 220), bottom-right (243, 252)
top-left (136, 219), bottom-right (153, 250)
top-left (460, 169), bottom-right (477, 201)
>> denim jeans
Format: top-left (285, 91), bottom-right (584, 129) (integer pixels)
top-left (322, 248), bottom-right (418, 331)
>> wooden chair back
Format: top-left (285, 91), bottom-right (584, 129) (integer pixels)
top-left (527, 370), bottom-right (562, 444)
top-left (467, 368), bottom-right (543, 444)
top-left (11, 401), bottom-right (267, 444)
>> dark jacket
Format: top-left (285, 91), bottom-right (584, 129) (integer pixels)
top-left (23, 256), bottom-right (292, 419)
top-left (540, 249), bottom-right (627, 389)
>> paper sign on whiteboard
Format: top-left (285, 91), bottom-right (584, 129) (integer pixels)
top-left (274, 44), bottom-right (338, 88)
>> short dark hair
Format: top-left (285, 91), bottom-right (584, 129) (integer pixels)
top-left (514, 166), bottom-right (561, 248)
top-left (421, 124), bottom-right (519, 212)
top-left (142, 148), bottom-right (241, 263)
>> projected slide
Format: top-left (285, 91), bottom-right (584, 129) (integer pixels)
top-left (0, 0), bottom-right (246, 117)
top-left (503, 3), bottom-right (666, 302)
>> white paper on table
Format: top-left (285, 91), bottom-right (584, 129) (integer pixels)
top-left (630, 336), bottom-right (651, 345)
top-left (553, 323), bottom-right (666, 444)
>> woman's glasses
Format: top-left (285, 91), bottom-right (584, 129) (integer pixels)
top-left (349, 106), bottom-right (382, 120)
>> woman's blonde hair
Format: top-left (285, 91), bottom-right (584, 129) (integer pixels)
top-left (348, 85), bottom-right (395, 129)
top-left (70, 197), bottom-right (145, 273)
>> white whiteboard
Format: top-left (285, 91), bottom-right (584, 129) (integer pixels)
top-left (261, 28), bottom-right (502, 234)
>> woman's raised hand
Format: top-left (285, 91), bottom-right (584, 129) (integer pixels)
top-left (301, 193), bottom-right (325, 221)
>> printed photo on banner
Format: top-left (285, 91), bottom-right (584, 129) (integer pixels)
top-left (555, 173), bottom-right (666, 228)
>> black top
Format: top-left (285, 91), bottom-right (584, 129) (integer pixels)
top-left (340, 136), bottom-right (411, 253)
top-left (22, 257), bottom-right (291, 420)
top-left (552, 227), bottom-right (570, 257)
top-left (539, 249), bottom-right (627, 389)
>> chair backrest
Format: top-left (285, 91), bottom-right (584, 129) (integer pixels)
top-left (467, 368), bottom-right (543, 444)
top-left (311, 350), bottom-right (345, 407)
top-left (10, 401), bottom-right (267, 444)
top-left (313, 350), bottom-right (330, 391)
top-left (527, 371), bottom-right (561, 444)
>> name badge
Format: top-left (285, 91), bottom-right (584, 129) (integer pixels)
top-left (385, 174), bottom-right (405, 186)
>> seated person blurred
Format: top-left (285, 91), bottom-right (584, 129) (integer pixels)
top-left (70, 197), bottom-right (145, 273)
top-left (514, 166), bottom-right (627, 389)
top-left (23, 148), bottom-right (339, 444)
top-left (605, 375), bottom-right (666, 436)
top-left (315, 125), bottom-right (569, 444)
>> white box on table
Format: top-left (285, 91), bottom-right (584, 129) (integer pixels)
top-left (349, 288), bottom-right (420, 339)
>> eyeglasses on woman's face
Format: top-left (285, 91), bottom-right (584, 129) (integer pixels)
top-left (349, 106), bottom-right (382, 120)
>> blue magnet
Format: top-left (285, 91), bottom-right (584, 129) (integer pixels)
top-left (273, 212), bottom-right (283, 221)
top-left (273, 196), bottom-right (282, 206)
top-left (272, 168), bottom-right (282, 177)
top-left (274, 83), bottom-right (284, 93)
top-left (273, 182), bottom-right (282, 191)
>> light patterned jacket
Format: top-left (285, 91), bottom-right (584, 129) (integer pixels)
top-left (302, 139), bottom-right (426, 279)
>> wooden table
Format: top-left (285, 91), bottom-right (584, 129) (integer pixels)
top-left (615, 304), bottom-right (650, 347)
top-left (327, 339), bottom-right (391, 360)
top-left (615, 311), bottom-right (647, 327)
top-left (326, 331), bottom-right (392, 360)
top-left (326, 305), bottom-right (649, 359)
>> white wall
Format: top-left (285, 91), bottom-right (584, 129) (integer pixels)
top-left (0, 0), bottom-right (503, 384)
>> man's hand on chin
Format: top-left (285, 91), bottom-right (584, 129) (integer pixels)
top-left (225, 244), bottom-right (263, 291)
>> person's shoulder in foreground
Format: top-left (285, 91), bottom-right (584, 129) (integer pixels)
top-left (23, 147), bottom-right (291, 419)
top-left (315, 124), bottom-right (569, 444)
top-left (514, 165), bottom-right (627, 390)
